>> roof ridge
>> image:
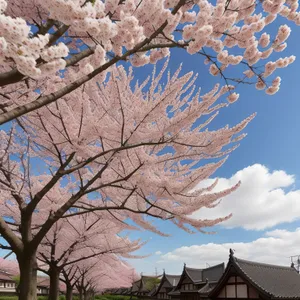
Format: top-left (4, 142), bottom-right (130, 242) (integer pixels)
top-left (203, 263), bottom-right (224, 270)
top-left (186, 266), bottom-right (203, 271)
top-left (235, 257), bottom-right (294, 271)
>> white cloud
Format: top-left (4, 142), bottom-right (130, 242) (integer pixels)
top-left (192, 164), bottom-right (300, 230)
top-left (156, 228), bottom-right (300, 274)
top-left (155, 251), bottom-right (163, 255)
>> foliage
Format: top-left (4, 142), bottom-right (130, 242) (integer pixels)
top-left (144, 278), bottom-right (161, 291)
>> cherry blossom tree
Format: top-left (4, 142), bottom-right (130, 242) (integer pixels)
top-left (0, 257), bottom-right (19, 275)
top-left (0, 59), bottom-right (254, 299)
top-left (37, 214), bottom-right (144, 300)
top-left (0, 0), bottom-right (299, 124)
top-left (73, 256), bottom-right (136, 300)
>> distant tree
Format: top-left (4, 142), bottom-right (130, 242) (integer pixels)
top-left (37, 214), bottom-right (143, 300)
top-left (73, 256), bottom-right (136, 300)
top-left (144, 277), bottom-right (161, 291)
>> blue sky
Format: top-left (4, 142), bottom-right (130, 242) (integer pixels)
top-left (125, 17), bottom-right (300, 275)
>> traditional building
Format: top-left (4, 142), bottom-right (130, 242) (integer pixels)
top-left (0, 271), bottom-right (17, 296)
top-left (151, 271), bottom-right (181, 299)
top-left (37, 276), bottom-right (51, 295)
top-left (169, 263), bottom-right (224, 300)
top-left (126, 275), bottom-right (161, 298)
top-left (0, 271), bottom-right (53, 297)
top-left (209, 249), bottom-right (300, 300)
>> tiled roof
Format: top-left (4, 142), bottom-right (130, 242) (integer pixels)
top-left (37, 276), bottom-right (50, 288)
top-left (233, 256), bottom-right (300, 299)
top-left (198, 282), bottom-right (218, 295)
top-left (185, 263), bottom-right (224, 284)
top-left (185, 267), bottom-right (202, 283)
top-left (131, 280), bottom-right (140, 292)
top-left (200, 263), bottom-right (224, 283)
top-left (0, 271), bottom-right (14, 281)
top-left (165, 275), bottom-right (181, 287)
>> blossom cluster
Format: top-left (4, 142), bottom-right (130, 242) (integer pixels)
top-left (0, 2), bottom-right (69, 77)
top-left (0, 0), bottom-right (299, 95)
top-left (0, 60), bottom-right (253, 236)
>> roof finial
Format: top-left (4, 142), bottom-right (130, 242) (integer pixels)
top-left (163, 269), bottom-right (165, 275)
top-left (229, 248), bottom-right (235, 257)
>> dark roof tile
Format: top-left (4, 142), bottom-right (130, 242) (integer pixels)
top-left (201, 263), bottom-right (224, 283)
top-left (234, 257), bottom-right (300, 299)
top-left (165, 275), bottom-right (181, 287)
top-left (185, 267), bottom-right (202, 282)
top-left (198, 282), bottom-right (218, 295)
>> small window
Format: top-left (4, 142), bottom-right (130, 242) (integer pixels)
top-left (226, 285), bottom-right (236, 298)
top-left (249, 286), bottom-right (259, 299)
top-left (237, 284), bottom-right (247, 298)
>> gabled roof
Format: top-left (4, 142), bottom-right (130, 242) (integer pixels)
top-left (130, 275), bottom-right (160, 295)
top-left (131, 279), bottom-right (140, 292)
top-left (200, 263), bottom-right (224, 284)
top-left (185, 267), bottom-right (203, 283)
top-left (234, 257), bottom-right (300, 299)
top-left (177, 263), bottom-right (224, 286)
top-left (210, 250), bottom-right (300, 299)
top-left (152, 272), bottom-right (181, 297)
top-left (165, 274), bottom-right (181, 287)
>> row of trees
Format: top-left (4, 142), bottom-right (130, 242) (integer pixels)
top-left (0, 214), bottom-right (141, 300)
top-left (1, 0), bottom-right (300, 299)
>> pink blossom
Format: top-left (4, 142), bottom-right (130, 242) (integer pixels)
top-left (227, 92), bottom-right (239, 103)
top-left (265, 86), bottom-right (279, 95)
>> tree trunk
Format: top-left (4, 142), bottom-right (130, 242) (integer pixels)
top-left (65, 284), bottom-right (73, 300)
top-left (48, 265), bottom-right (60, 300)
top-left (85, 290), bottom-right (94, 300)
top-left (79, 288), bottom-right (84, 300)
top-left (17, 251), bottom-right (38, 300)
